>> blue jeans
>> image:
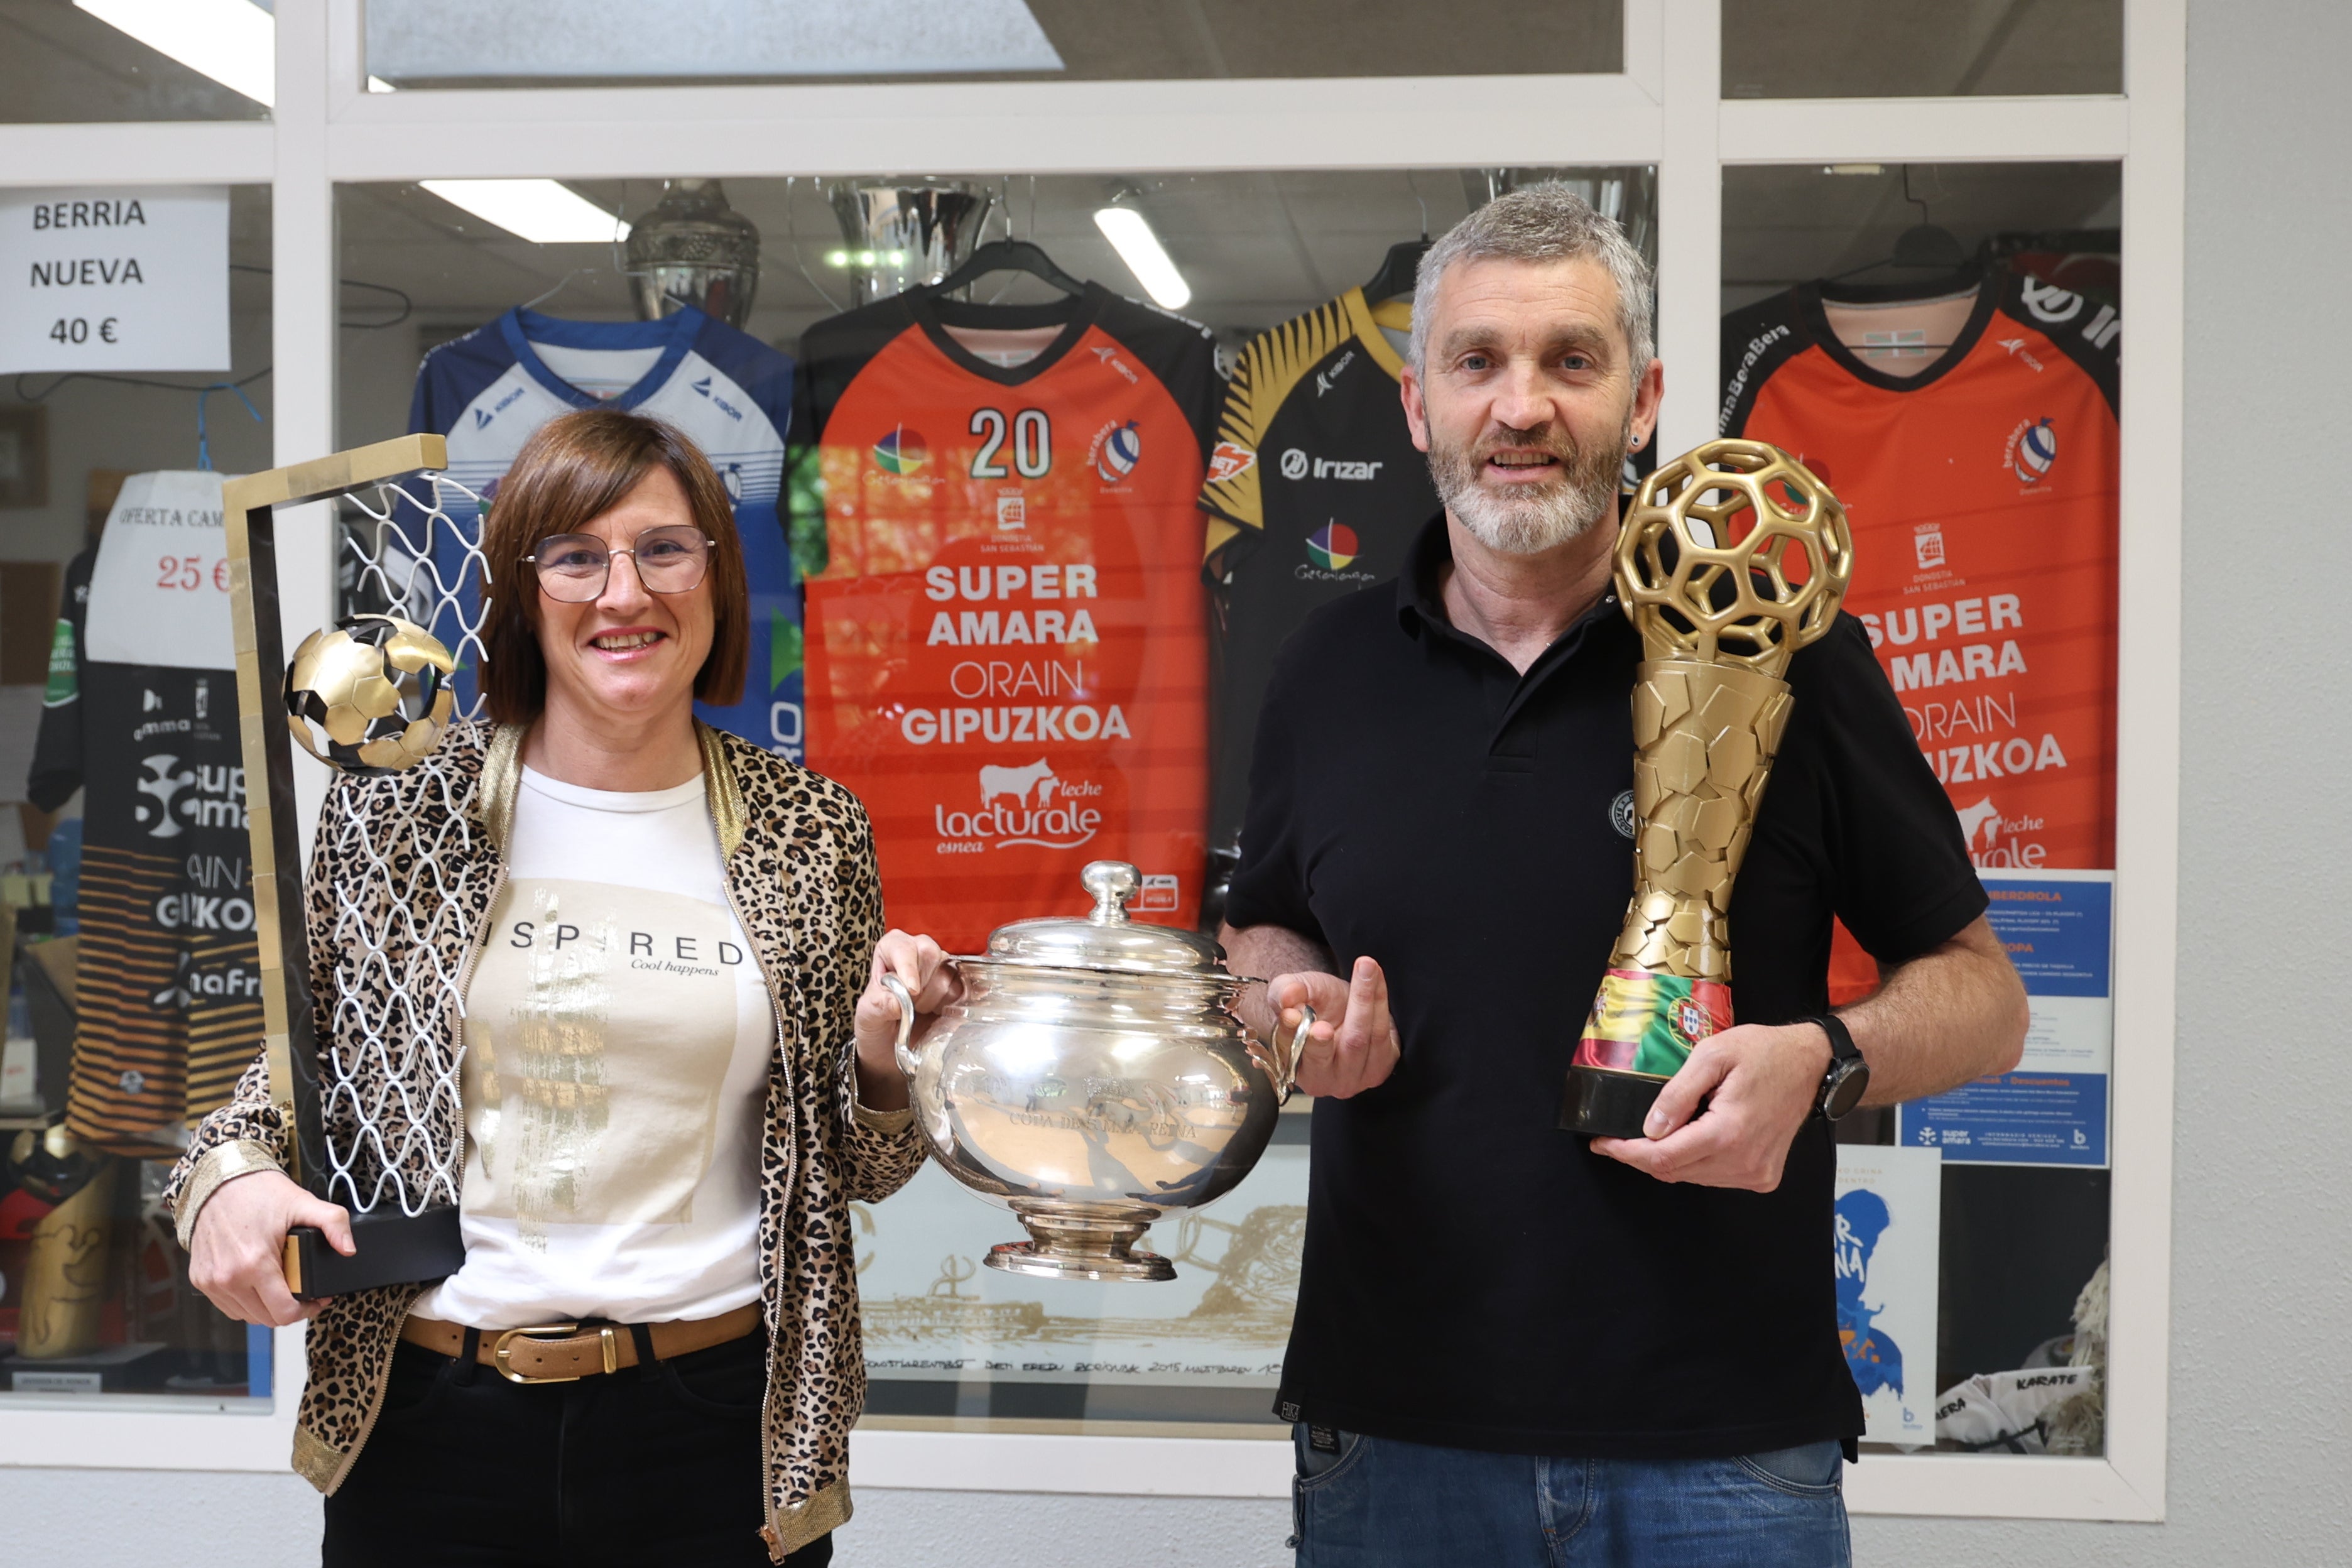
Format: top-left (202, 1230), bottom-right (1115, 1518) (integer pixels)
top-left (1290, 1426), bottom-right (1850, 1567)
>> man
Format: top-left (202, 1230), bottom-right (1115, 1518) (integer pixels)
top-left (1222, 185), bottom-right (2028, 1566)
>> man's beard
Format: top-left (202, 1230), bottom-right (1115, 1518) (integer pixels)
top-left (1428, 414), bottom-right (1630, 555)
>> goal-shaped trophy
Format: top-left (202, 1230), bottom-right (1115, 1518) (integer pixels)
top-left (1561, 438), bottom-right (1853, 1138)
top-left (222, 433), bottom-right (492, 1297)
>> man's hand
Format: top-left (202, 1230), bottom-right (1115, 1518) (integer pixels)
top-left (188, 1170), bottom-right (353, 1327)
top-left (1590, 1021), bottom-right (1831, 1191)
top-left (854, 928), bottom-right (962, 1111)
top-left (1270, 957), bottom-right (1400, 1099)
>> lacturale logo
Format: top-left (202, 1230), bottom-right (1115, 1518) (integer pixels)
top-left (873, 425), bottom-right (929, 475)
top-left (1305, 522), bottom-right (1358, 571)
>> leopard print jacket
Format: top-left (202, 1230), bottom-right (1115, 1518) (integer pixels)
top-left (166, 721), bottom-right (926, 1560)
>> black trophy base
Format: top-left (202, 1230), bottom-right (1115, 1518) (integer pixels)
top-left (285, 1205), bottom-right (466, 1300)
top-left (1560, 1065), bottom-right (1668, 1140)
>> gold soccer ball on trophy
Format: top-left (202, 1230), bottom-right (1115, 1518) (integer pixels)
top-left (1616, 438), bottom-right (1855, 677)
top-left (284, 614), bottom-right (457, 775)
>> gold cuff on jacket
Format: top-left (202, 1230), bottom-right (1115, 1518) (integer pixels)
top-left (172, 1139), bottom-right (285, 1250)
top-left (850, 1092), bottom-right (916, 1135)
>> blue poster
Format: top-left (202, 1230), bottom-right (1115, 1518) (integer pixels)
top-left (1898, 871), bottom-right (2112, 1168)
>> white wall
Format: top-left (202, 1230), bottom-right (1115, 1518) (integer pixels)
top-left (3, 2), bottom-right (2346, 1560)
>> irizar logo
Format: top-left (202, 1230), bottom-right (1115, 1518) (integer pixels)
top-left (2019, 277), bottom-right (2084, 325)
top-left (1282, 449), bottom-right (1384, 482)
top-left (935, 760), bottom-right (1105, 852)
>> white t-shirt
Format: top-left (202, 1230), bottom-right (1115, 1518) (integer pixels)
top-left (411, 766), bottom-right (774, 1328)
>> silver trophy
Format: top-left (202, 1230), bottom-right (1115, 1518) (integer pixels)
top-left (623, 178), bottom-right (762, 329)
top-left (883, 861), bottom-right (1311, 1283)
top-left (826, 178), bottom-right (996, 305)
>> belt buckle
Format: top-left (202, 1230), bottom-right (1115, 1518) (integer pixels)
top-left (493, 1322), bottom-right (620, 1385)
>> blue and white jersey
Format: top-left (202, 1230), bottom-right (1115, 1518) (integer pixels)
top-left (406, 307), bottom-right (802, 756)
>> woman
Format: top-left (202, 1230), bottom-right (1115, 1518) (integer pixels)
top-left (168, 407), bottom-right (957, 1565)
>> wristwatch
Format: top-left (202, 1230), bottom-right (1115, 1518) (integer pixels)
top-left (1797, 1013), bottom-right (1870, 1121)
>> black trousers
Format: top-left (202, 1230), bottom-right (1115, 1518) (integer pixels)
top-left (324, 1330), bottom-right (832, 1567)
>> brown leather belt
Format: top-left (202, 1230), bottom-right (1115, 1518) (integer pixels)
top-left (400, 1303), bottom-right (764, 1385)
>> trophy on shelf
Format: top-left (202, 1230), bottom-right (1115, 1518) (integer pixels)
top-left (223, 434), bottom-right (487, 1297)
top-left (1560, 439), bottom-right (1853, 1139)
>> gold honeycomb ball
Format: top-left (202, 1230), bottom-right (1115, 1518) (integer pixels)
top-left (1615, 438), bottom-right (1855, 677)
top-left (284, 614), bottom-right (457, 775)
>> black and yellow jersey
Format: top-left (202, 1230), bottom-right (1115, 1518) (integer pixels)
top-left (1197, 286), bottom-right (1439, 858)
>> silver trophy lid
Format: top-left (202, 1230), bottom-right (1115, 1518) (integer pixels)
top-left (981, 861), bottom-right (1228, 976)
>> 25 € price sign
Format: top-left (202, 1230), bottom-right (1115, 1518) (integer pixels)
top-left (0, 186), bottom-right (231, 374)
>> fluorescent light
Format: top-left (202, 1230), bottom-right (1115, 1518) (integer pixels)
top-left (367, 75), bottom-right (398, 93)
top-left (77, 0), bottom-right (275, 107)
top-left (1093, 206), bottom-right (1190, 310)
top-left (420, 180), bottom-right (631, 245)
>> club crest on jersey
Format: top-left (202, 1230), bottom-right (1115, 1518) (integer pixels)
top-left (1207, 441), bottom-right (1256, 484)
top-left (1089, 419), bottom-right (1143, 484)
top-left (873, 425), bottom-right (928, 476)
top-left (2005, 417), bottom-right (2058, 485)
top-left (1305, 522), bottom-right (1359, 571)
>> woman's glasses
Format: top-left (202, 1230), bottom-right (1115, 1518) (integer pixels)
top-left (527, 527), bottom-right (716, 602)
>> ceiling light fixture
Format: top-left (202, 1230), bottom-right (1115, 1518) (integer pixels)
top-left (1093, 204), bottom-right (1190, 310)
top-left (76, 0), bottom-right (275, 107)
top-left (420, 180), bottom-right (631, 245)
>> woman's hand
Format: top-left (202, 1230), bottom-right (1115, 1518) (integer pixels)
top-left (187, 1170), bottom-right (354, 1327)
top-left (852, 930), bottom-right (962, 1111)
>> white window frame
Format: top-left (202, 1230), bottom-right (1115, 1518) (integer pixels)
top-left (0, 0), bottom-right (2182, 1523)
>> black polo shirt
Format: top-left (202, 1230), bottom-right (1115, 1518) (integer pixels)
top-left (1228, 514), bottom-right (1986, 1458)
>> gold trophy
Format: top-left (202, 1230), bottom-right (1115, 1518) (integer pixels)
top-left (1562, 440), bottom-right (1853, 1138)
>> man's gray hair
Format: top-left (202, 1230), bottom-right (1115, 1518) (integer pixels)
top-left (1408, 183), bottom-right (1656, 374)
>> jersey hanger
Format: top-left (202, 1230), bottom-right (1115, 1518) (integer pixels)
top-left (1361, 239), bottom-right (1430, 305)
top-left (931, 239), bottom-right (1086, 300)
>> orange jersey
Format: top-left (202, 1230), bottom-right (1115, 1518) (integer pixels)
top-left (796, 285), bottom-right (1222, 951)
top-left (1721, 272), bottom-right (2119, 1001)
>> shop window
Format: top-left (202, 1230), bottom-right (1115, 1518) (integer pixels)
top-left (0, 185), bottom-right (277, 1410)
top-left (334, 167), bottom-right (1652, 1433)
top-left (361, 0), bottom-right (1623, 89)
top-left (0, 0), bottom-right (274, 124)
top-left (1724, 161), bottom-right (2121, 1456)
top-left (1722, 0), bottom-right (2123, 99)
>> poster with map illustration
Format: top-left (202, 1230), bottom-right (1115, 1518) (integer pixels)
top-left (852, 1136), bottom-right (1307, 1425)
top-left (1833, 1144), bottom-right (1942, 1447)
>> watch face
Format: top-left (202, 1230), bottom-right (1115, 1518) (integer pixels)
top-left (1824, 1060), bottom-right (1871, 1121)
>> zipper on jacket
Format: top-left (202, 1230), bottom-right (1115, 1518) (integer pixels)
top-left (719, 845), bottom-right (798, 1555)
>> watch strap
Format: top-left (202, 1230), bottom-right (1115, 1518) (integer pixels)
top-left (1795, 1012), bottom-right (1865, 1119)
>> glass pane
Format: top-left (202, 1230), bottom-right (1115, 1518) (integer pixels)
top-left (1723, 0), bottom-right (2122, 98)
top-left (0, 0), bottom-right (273, 124)
top-left (364, 0), bottom-right (1622, 88)
top-left (1724, 161), bottom-right (2120, 1456)
top-left (335, 166), bottom-right (1653, 1430)
top-left (1, 185), bottom-right (275, 1410)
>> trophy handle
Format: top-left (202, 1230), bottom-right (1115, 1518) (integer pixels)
top-left (1255, 998), bottom-right (1314, 1104)
top-left (879, 972), bottom-right (920, 1078)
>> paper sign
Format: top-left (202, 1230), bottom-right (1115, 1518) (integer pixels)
top-left (1835, 1144), bottom-right (1942, 1447)
top-left (83, 471), bottom-right (238, 671)
top-left (0, 187), bottom-right (230, 374)
top-left (1900, 870), bottom-right (2114, 1167)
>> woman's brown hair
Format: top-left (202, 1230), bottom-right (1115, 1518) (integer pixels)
top-left (478, 406), bottom-right (749, 725)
